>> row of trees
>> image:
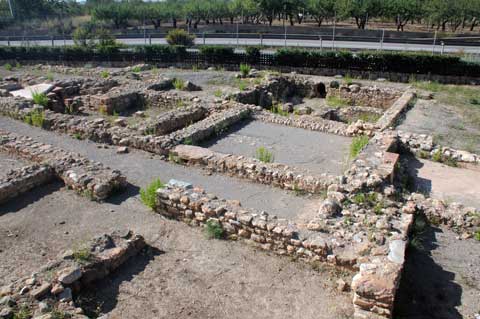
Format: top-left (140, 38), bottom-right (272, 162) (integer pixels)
top-left (4, 0), bottom-right (480, 32)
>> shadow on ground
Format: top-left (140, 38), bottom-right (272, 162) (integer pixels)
top-left (106, 183), bottom-right (141, 205)
top-left (394, 226), bottom-right (462, 319)
top-left (75, 245), bottom-right (163, 318)
top-left (402, 155), bottom-right (432, 194)
top-left (0, 180), bottom-right (64, 215)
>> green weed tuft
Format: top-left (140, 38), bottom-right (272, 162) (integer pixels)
top-left (173, 78), bottom-right (185, 90)
top-left (32, 92), bottom-right (49, 107)
top-left (240, 63), bottom-right (251, 77)
top-left (349, 135), bottom-right (369, 159)
top-left (205, 219), bottom-right (224, 239)
top-left (24, 109), bottom-right (45, 128)
top-left (140, 178), bottom-right (165, 210)
top-left (255, 146), bottom-right (274, 163)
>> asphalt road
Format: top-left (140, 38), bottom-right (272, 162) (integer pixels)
top-left (1, 37), bottom-right (480, 54)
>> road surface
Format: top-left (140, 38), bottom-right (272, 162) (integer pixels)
top-left (1, 37), bottom-right (479, 54)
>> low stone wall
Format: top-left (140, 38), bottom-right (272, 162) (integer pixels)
top-left (0, 130), bottom-right (127, 200)
top-left (0, 230), bottom-right (146, 319)
top-left (140, 106), bottom-right (208, 136)
top-left (154, 180), bottom-right (414, 319)
top-left (329, 85), bottom-right (401, 110)
top-left (89, 88), bottom-right (143, 115)
top-left (377, 90), bottom-right (416, 130)
top-left (406, 193), bottom-right (480, 237)
top-left (398, 131), bottom-right (480, 165)
top-left (171, 145), bottom-right (339, 194)
top-left (0, 164), bottom-right (55, 204)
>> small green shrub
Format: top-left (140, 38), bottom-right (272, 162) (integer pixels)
top-left (46, 72), bottom-right (54, 81)
top-left (183, 137), bottom-right (193, 145)
top-left (236, 79), bottom-right (248, 91)
top-left (214, 89), bottom-right (222, 98)
top-left (432, 149), bottom-right (458, 167)
top-left (326, 95), bottom-right (349, 108)
top-left (13, 305), bottom-right (31, 319)
top-left (4, 63), bottom-right (12, 71)
top-left (470, 98), bottom-right (480, 105)
top-left (15, 62), bottom-right (21, 69)
top-left (166, 29), bottom-right (195, 47)
top-left (100, 70), bottom-right (109, 79)
top-left (32, 92), bottom-right (49, 107)
top-left (344, 74), bottom-right (353, 85)
top-left (24, 109), bottom-right (45, 128)
top-left (131, 66), bottom-right (142, 73)
top-left (140, 178), bottom-right (165, 210)
top-left (475, 230), bottom-right (480, 241)
top-left (73, 247), bottom-right (93, 264)
top-left (349, 135), bottom-right (369, 159)
top-left (358, 113), bottom-right (381, 123)
top-left (173, 78), bottom-right (185, 90)
top-left (256, 146), bottom-right (274, 163)
top-left (205, 219), bottom-right (224, 239)
top-left (50, 309), bottom-right (69, 319)
top-left (240, 63), bottom-right (251, 77)
top-left (418, 150), bottom-right (430, 159)
top-left (432, 150), bottom-right (443, 162)
top-left (269, 104), bottom-right (289, 116)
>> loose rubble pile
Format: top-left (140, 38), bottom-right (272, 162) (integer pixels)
top-left (0, 231), bottom-right (146, 319)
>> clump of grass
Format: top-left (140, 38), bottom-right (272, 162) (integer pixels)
top-left (418, 150), bottom-right (430, 159)
top-left (474, 230), bottom-right (480, 241)
top-left (326, 95), bottom-right (349, 108)
top-left (343, 73), bottom-right (353, 85)
top-left (470, 98), bottom-right (480, 105)
top-left (46, 72), bottom-right (54, 81)
top-left (13, 305), bottom-right (31, 319)
top-left (213, 89), bottom-right (222, 98)
top-left (32, 92), bottom-right (49, 107)
top-left (205, 219), bottom-right (224, 239)
top-left (131, 66), bottom-right (142, 73)
top-left (255, 146), bottom-right (274, 163)
top-left (4, 63), bottom-right (12, 71)
top-left (352, 192), bottom-right (378, 206)
top-left (50, 309), bottom-right (69, 319)
top-left (140, 178), bottom-right (165, 210)
top-left (409, 214), bottom-right (428, 251)
top-left (72, 133), bottom-right (83, 140)
top-left (240, 63), bottom-right (251, 77)
top-left (410, 80), bottom-right (443, 92)
top-left (24, 109), bottom-right (45, 128)
top-left (358, 113), bottom-right (381, 123)
top-left (235, 79), bottom-right (248, 91)
top-left (15, 62), bottom-right (21, 69)
top-left (183, 137), bottom-right (193, 145)
top-left (72, 247), bottom-right (93, 264)
top-left (100, 70), bottom-right (110, 79)
top-left (173, 78), bottom-right (185, 90)
top-left (269, 103), bottom-right (289, 116)
top-left (349, 135), bottom-right (369, 159)
top-left (432, 149), bottom-right (458, 167)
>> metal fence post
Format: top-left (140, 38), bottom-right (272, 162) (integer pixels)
top-left (7, 37), bottom-right (10, 46)
top-left (432, 30), bottom-right (437, 55)
top-left (51, 36), bottom-right (54, 47)
top-left (319, 35), bottom-right (323, 51)
top-left (380, 29), bottom-right (385, 50)
top-left (260, 34), bottom-right (263, 46)
top-left (203, 32), bottom-right (206, 45)
top-left (441, 41), bottom-right (445, 55)
top-left (149, 35), bottom-right (152, 45)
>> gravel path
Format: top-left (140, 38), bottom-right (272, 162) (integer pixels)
top-left (203, 120), bottom-right (351, 176)
top-left (0, 116), bottom-right (318, 220)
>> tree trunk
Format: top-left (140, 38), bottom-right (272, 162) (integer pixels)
top-left (172, 18), bottom-right (177, 28)
top-left (230, 17), bottom-right (234, 24)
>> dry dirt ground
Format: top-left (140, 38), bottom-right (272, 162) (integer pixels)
top-left (406, 156), bottom-right (480, 210)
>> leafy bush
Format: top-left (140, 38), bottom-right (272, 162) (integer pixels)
top-left (166, 29), bottom-right (195, 47)
top-left (4, 63), bottom-right (12, 71)
top-left (205, 219), bottom-right (224, 239)
top-left (100, 70), bottom-right (109, 78)
top-left (173, 78), bottom-right (185, 90)
top-left (350, 135), bottom-right (369, 159)
top-left (24, 109), bottom-right (45, 128)
top-left (72, 247), bottom-right (93, 264)
top-left (32, 92), bottom-right (49, 107)
top-left (200, 46), bottom-right (235, 64)
top-left (140, 178), bottom-right (165, 209)
top-left (475, 230), bottom-right (480, 241)
top-left (240, 63), bottom-right (251, 77)
top-left (256, 146), bottom-right (274, 163)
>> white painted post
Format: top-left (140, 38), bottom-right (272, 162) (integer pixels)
top-left (320, 35), bottom-right (323, 51)
top-left (203, 32), bottom-right (206, 45)
top-left (432, 30), bottom-right (437, 54)
top-left (332, 12), bottom-right (336, 50)
top-left (441, 41), bottom-right (445, 55)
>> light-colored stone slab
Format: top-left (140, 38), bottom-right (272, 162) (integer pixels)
top-left (10, 83), bottom-right (53, 100)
